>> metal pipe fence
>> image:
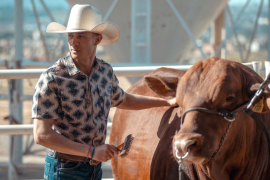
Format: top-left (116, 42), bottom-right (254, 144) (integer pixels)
top-left (0, 65), bottom-right (192, 79)
top-left (0, 123), bottom-right (112, 135)
top-left (0, 63), bottom-right (258, 80)
top-left (0, 62), bottom-right (263, 133)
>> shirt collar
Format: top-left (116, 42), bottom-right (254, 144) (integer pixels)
top-left (65, 53), bottom-right (100, 77)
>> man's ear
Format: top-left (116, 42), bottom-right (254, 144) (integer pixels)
top-left (94, 34), bottom-right (102, 45)
top-left (144, 76), bottom-right (179, 99)
top-left (248, 83), bottom-right (270, 113)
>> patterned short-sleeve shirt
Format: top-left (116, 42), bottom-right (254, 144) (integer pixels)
top-left (32, 54), bottom-right (125, 146)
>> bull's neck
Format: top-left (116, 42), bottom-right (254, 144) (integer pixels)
top-left (195, 114), bottom-right (270, 180)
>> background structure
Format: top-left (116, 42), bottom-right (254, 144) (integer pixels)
top-left (0, 0), bottom-right (270, 179)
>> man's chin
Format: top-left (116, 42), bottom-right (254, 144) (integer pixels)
top-left (70, 53), bottom-right (79, 60)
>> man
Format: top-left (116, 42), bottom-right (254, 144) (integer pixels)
top-left (32, 4), bottom-right (176, 180)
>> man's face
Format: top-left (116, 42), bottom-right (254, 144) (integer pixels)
top-left (68, 32), bottom-right (101, 61)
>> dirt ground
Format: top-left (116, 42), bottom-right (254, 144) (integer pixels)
top-left (0, 77), bottom-right (133, 180)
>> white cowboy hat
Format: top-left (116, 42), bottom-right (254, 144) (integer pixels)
top-left (46, 4), bottom-right (120, 45)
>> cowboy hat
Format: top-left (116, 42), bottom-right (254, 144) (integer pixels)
top-left (46, 4), bottom-right (120, 45)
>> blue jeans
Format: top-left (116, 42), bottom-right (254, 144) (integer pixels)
top-left (44, 154), bottom-right (102, 180)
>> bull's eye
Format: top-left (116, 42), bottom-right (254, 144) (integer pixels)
top-left (226, 96), bottom-right (235, 102)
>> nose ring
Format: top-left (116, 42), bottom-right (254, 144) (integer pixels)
top-left (174, 149), bottom-right (189, 160)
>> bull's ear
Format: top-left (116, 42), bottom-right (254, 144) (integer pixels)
top-left (144, 76), bottom-right (179, 98)
top-left (248, 83), bottom-right (270, 113)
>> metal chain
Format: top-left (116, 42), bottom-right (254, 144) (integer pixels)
top-left (179, 157), bottom-right (183, 180)
top-left (203, 122), bottom-right (232, 164)
top-left (175, 150), bottom-right (189, 180)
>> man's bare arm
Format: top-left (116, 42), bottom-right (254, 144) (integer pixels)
top-left (117, 92), bottom-right (177, 110)
top-left (33, 118), bottom-right (118, 161)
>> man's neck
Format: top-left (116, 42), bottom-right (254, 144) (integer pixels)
top-left (73, 56), bottom-right (96, 76)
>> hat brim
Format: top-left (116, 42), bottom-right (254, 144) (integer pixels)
top-left (46, 22), bottom-right (120, 45)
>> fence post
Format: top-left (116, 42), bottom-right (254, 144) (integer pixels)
top-left (8, 1), bottom-right (24, 180)
top-left (251, 61), bottom-right (262, 77)
top-left (265, 61), bottom-right (270, 78)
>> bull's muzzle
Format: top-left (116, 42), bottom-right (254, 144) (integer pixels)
top-left (174, 139), bottom-right (196, 154)
top-left (173, 133), bottom-right (204, 163)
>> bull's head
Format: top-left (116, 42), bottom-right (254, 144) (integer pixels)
top-left (145, 57), bottom-right (270, 176)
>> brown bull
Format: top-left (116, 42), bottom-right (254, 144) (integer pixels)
top-left (110, 57), bottom-right (270, 180)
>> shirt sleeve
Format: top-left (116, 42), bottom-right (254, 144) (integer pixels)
top-left (110, 69), bottom-right (125, 107)
top-left (32, 70), bottom-right (60, 120)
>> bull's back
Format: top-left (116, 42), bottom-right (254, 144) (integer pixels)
top-left (110, 77), bottom-right (180, 180)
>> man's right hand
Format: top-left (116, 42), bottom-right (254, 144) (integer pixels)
top-left (92, 144), bottom-right (119, 162)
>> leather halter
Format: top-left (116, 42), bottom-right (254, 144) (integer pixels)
top-left (180, 101), bottom-right (249, 163)
top-left (179, 74), bottom-right (270, 163)
top-left (176, 75), bottom-right (270, 180)
top-left (181, 101), bottom-right (249, 125)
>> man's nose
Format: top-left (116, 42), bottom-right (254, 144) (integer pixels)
top-left (69, 37), bottom-right (79, 45)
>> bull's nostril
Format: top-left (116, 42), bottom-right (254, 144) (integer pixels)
top-left (191, 141), bottom-right (197, 147)
top-left (174, 139), bottom-right (197, 153)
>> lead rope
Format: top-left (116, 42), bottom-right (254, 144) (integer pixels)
top-left (175, 149), bottom-right (189, 180)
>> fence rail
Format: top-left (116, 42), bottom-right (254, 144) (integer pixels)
top-left (0, 62), bottom-right (263, 134)
top-left (0, 123), bottom-right (112, 135)
top-left (0, 63), bottom-right (259, 80)
top-left (0, 65), bottom-right (192, 79)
